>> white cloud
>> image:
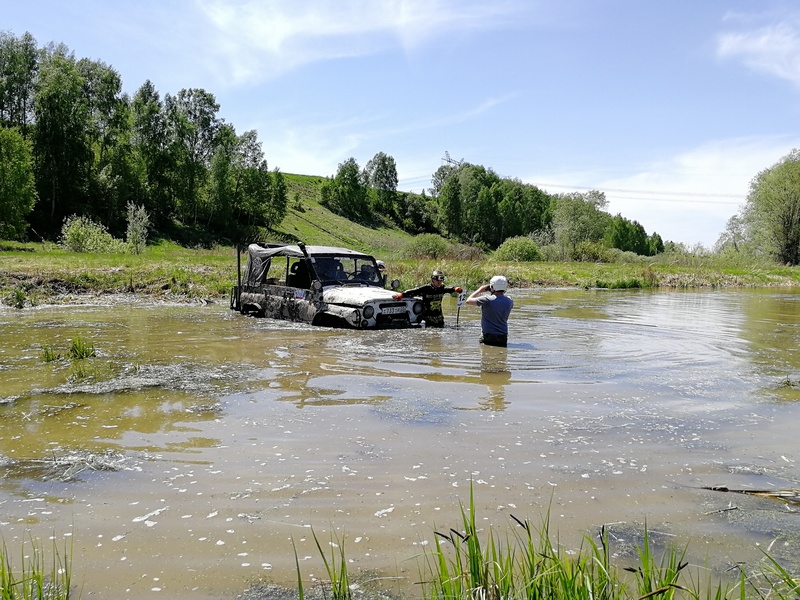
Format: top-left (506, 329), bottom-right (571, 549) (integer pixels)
top-left (194, 0), bottom-right (527, 85)
top-left (532, 137), bottom-right (798, 247)
top-left (717, 15), bottom-right (800, 88)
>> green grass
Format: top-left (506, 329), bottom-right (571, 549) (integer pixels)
top-left (0, 537), bottom-right (75, 599)
top-left (280, 173), bottom-right (415, 255)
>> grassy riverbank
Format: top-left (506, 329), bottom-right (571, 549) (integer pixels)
top-left (2, 239), bottom-right (800, 308)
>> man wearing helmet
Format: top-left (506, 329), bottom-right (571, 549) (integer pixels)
top-left (400, 269), bottom-right (462, 327)
top-left (466, 275), bottom-right (513, 347)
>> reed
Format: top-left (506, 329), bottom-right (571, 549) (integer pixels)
top-left (0, 537), bottom-right (74, 599)
top-left (292, 528), bottom-right (352, 600)
top-left (41, 344), bottom-right (61, 362)
top-left (311, 528), bottom-right (352, 600)
top-left (414, 484), bottom-right (747, 600)
top-left (67, 337), bottom-right (95, 360)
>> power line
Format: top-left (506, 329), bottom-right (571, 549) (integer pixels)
top-left (535, 182), bottom-right (744, 202)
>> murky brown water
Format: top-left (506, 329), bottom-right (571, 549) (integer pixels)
top-left (1, 288), bottom-right (800, 599)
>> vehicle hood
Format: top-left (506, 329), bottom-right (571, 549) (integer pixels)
top-left (323, 286), bottom-right (399, 306)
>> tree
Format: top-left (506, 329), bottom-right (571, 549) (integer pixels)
top-left (429, 163), bottom-right (458, 198)
top-left (77, 57), bottom-right (132, 229)
top-left (32, 48), bottom-right (93, 234)
top-left (551, 190), bottom-right (611, 257)
top-left (604, 214), bottom-right (649, 255)
top-left (437, 176), bottom-right (462, 237)
top-left (131, 80), bottom-right (173, 226)
top-left (320, 157), bottom-right (370, 222)
top-left (165, 88), bottom-right (221, 225)
top-left (0, 31), bottom-right (39, 135)
top-left (398, 190), bottom-right (436, 234)
top-left (365, 151), bottom-right (398, 218)
top-left (742, 149), bottom-right (800, 265)
top-left (648, 232), bottom-right (664, 255)
top-left (0, 127), bottom-right (37, 239)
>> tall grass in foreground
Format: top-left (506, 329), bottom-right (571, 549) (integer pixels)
top-left (410, 484), bottom-right (799, 600)
top-left (294, 528), bottom-right (352, 600)
top-left (0, 538), bottom-right (75, 599)
top-left (289, 491), bottom-right (800, 600)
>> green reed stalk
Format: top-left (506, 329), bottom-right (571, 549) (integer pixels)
top-left (290, 537), bottom-right (304, 600)
top-left (0, 537), bottom-right (74, 600)
top-left (68, 337), bottom-right (95, 360)
top-left (41, 344), bottom-right (61, 362)
top-left (311, 528), bottom-right (351, 600)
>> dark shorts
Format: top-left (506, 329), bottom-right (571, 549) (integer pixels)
top-left (480, 333), bottom-right (507, 347)
top-left (424, 314), bottom-right (445, 328)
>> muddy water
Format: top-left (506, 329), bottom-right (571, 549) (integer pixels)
top-left (1, 288), bottom-right (800, 599)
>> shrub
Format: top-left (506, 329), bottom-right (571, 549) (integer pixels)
top-left (126, 202), bottom-right (150, 255)
top-left (404, 234), bottom-right (450, 259)
top-left (493, 236), bottom-right (543, 262)
top-left (60, 215), bottom-right (126, 253)
top-left (450, 242), bottom-right (485, 261)
top-left (571, 241), bottom-right (613, 263)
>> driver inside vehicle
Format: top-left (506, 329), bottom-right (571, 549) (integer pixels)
top-left (357, 263), bottom-right (378, 283)
top-left (314, 258), bottom-right (345, 282)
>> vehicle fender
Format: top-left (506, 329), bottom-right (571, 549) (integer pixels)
top-left (321, 303), bottom-right (361, 327)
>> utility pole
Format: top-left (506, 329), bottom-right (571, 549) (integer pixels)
top-left (442, 151), bottom-right (463, 167)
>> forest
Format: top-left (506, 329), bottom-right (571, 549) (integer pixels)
top-left (2, 30), bottom-right (799, 264)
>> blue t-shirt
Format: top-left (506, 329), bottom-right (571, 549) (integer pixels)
top-left (476, 293), bottom-right (513, 335)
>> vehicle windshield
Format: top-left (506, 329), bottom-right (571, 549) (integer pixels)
top-left (311, 256), bottom-right (382, 287)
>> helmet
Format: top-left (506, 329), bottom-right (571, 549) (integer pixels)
top-left (431, 269), bottom-right (445, 282)
top-left (376, 260), bottom-right (386, 270)
top-left (489, 275), bottom-right (508, 292)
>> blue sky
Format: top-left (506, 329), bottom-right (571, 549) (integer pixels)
top-left (7, 1), bottom-right (800, 247)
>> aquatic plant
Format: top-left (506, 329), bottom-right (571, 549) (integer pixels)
top-left (41, 344), bottom-right (61, 362)
top-left (68, 362), bottom-right (94, 382)
top-left (0, 537), bottom-right (74, 599)
top-left (11, 286), bottom-right (26, 308)
top-left (591, 277), bottom-right (644, 289)
top-left (413, 483), bottom-right (743, 600)
top-left (68, 337), bottom-right (95, 360)
top-left (293, 528), bottom-right (352, 600)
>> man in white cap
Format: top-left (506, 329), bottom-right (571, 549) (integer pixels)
top-left (466, 275), bottom-right (513, 347)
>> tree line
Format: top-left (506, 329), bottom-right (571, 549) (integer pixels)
top-left (322, 154), bottom-right (665, 257)
top-left (0, 31), bottom-right (287, 245)
top-left (1, 29), bottom-right (673, 258)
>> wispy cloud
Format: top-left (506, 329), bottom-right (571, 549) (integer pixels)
top-left (530, 136), bottom-right (797, 246)
top-left (717, 12), bottom-right (800, 88)
top-left (195, 0), bottom-right (526, 85)
top-left (258, 93), bottom-right (513, 185)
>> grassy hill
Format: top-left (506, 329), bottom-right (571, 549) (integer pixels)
top-left (278, 173), bottom-right (415, 258)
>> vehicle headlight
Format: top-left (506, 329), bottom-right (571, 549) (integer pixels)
top-left (363, 305), bottom-right (375, 319)
top-left (412, 301), bottom-right (423, 315)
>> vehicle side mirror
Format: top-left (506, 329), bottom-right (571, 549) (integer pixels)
top-left (390, 278), bottom-right (400, 290)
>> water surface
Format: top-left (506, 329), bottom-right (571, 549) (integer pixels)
top-left (1, 288), bottom-right (799, 598)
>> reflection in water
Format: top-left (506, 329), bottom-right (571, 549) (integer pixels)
top-left (479, 346), bottom-right (511, 410)
top-left (0, 289), bottom-right (799, 599)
